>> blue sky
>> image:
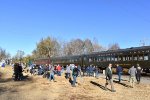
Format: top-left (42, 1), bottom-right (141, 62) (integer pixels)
top-left (0, 0), bottom-right (150, 56)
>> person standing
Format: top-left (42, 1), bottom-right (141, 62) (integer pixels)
top-left (116, 64), bottom-right (123, 82)
top-left (14, 63), bottom-right (19, 81)
top-left (49, 65), bottom-right (56, 82)
top-left (128, 66), bottom-right (137, 88)
top-left (86, 66), bottom-right (90, 77)
top-left (56, 64), bottom-right (61, 76)
top-left (77, 65), bottom-right (82, 77)
top-left (95, 66), bottom-right (99, 78)
top-left (82, 65), bottom-right (86, 77)
top-left (105, 63), bottom-right (116, 92)
top-left (66, 65), bottom-right (71, 79)
top-left (136, 64), bottom-right (142, 84)
top-left (72, 66), bottom-right (79, 87)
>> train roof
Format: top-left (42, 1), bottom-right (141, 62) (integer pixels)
top-left (91, 46), bottom-right (150, 54)
top-left (35, 46), bottom-right (150, 60)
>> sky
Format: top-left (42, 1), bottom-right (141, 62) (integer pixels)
top-left (0, 0), bottom-right (150, 56)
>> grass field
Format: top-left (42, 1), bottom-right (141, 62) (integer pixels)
top-left (0, 66), bottom-right (150, 100)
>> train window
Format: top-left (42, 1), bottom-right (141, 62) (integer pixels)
top-left (72, 59), bottom-right (74, 62)
top-left (89, 58), bottom-right (92, 62)
top-left (138, 55), bottom-right (143, 61)
top-left (134, 56), bottom-right (138, 61)
top-left (74, 59), bottom-right (77, 62)
top-left (128, 56), bottom-right (132, 61)
top-left (118, 57), bottom-right (122, 61)
top-left (144, 55), bottom-right (148, 60)
top-left (111, 57), bottom-right (115, 61)
top-left (115, 57), bottom-right (118, 61)
top-left (102, 57), bottom-right (106, 61)
top-left (123, 57), bottom-right (126, 61)
top-left (107, 57), bottom-right (111, 61)
top-left (84, 57), bottom-right (87, 61)
top-left (99, 57), bottom-right (103, 61)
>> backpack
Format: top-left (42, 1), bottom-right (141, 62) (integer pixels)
top-left (73, 68), bottom-right (78, 76)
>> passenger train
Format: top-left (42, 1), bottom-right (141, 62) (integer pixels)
top-left (34, 46), bottom-right (150, 74)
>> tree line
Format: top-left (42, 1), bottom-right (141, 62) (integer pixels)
top-left (31, 36), bottom-right (120, 59)
top-left (0, 47), bottom-right (10, 61)
top-left (0, 36), bottom-right (120, 64)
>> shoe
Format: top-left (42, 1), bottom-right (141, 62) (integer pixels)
top-left (111, 90), bottom-right (116, 92)
top-left (104, 87), bottom-right (108, 91)
top-left (72, 85), bottom-right (76, 87)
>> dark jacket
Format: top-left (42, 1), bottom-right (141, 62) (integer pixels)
top-left (72, 67), bottom-right (79, 77)
top-left (116, 66), bottom-right (123, 74)
top-left (105, 67), bottom-right (112, 80)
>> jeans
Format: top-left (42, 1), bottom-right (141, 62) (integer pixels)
top-left (95, 71), bottom-right (99, 78)
top-left (72, 75), bottom-right (77, 86)
top-left (136, 73), bottom-right (141, 83)
top-left (66, 73), bottom-right (70, 79)
top-left (49, 73), bottom-right (55, 81)
top-left (57, 71), bottom-right (61, 76)
top-left (118, 72), bottom-right (122, 82)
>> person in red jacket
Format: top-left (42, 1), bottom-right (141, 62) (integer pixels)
top-left (56, 64), bottom-right (61, 76)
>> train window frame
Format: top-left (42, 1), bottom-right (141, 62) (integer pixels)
top-left (106, 56), bottom-right (111, 61)
top-left (123, 57), bottom-right (126, 61)
top-left (133, 56), bottom-right (138, 61)
top-left (115, 56), bottom-right (118, 61)
top-left (144, 55), bottom-right (148, 60)
top-left (138, 55), bottom-right (144, 61)
top-left (111, 56), bottom-right (115, 61)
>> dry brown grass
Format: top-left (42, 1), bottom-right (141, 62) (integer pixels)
top-left (0, 66), bottom-right (150, 100)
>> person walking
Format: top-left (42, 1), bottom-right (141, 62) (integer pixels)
top-left (66, 65), bottom-right (71, 79)
top-left (136, 64), bottom-right (142, 84)
top-left (116, 64), bottom-right (123, 82)
top-left (128, 66), bottom-right (137, 88)
top-left (72, 66), bottom-right (79, 87)
top-left (49, 65), bottom-right (56, 82)
top-left (105, 63), bottom-right (116, 92)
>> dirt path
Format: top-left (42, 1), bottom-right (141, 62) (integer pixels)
top-left (0, 66), bottom-right (150, 100)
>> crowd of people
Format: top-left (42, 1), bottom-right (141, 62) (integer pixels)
top-left (29, 64), bottom-right (101, 86)
top-left (105, 63), bottom-right (142, 92)
top-left (12, 62), bottom-right (142, 92)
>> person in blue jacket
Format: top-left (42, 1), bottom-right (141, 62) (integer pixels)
top-left (116, 64), bottom-right (123, 82)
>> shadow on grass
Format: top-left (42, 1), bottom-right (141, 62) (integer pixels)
top-left (0, 75), bottom-right (34, 95)
top-left (113, 80), bottom-right (130, 87)
top-left (90, 81), bottom-right (111, 91)
top-left (0, 75), bottom-right (33, 83)
top-left (114, 78), bottom-right (128, 82)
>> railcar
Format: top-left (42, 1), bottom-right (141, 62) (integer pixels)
top-left (34, 46), bottom-right (150, 74)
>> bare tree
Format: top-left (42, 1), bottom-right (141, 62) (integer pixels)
top-left (0, 47), bottom-right (10, 61)
top-left (92, 37), bottom-right (105, 52)
top-left (63, 39), bottom-right (84, 55)
top-left (15, 50), bottom-right (25, 62)
top-left (84, 39), bottom-right (94, 54)
top-left (108, 43), bottom-right (120, 50)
